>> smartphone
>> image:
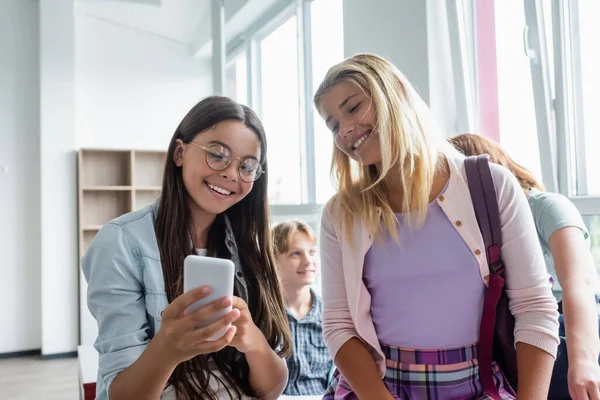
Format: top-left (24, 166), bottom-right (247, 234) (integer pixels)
top-left (183, 255), bottom-right (235, 341)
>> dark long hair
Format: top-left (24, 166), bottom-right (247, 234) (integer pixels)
top-left (449, 133), bottom-right (544, 191)
top-left (155, 96), bottom-right (291, 400)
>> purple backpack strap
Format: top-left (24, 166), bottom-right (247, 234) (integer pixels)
top-left (465, 156), bottom-right (504, 272)
top-left (465, 155), bottom-right (505, 400)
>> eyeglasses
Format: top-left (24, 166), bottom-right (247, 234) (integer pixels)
top-left (188, 142), bottom-right (264, 183)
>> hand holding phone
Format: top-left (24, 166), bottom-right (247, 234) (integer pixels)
top-left (155, 286), bottom-right (240, 364)
top-left (183, 255), bottom-right (235, 341)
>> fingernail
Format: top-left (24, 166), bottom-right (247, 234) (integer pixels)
top-left (201, 286), bottom-right (211, 295)
top-left (222, 296), bottom-right (231, 305)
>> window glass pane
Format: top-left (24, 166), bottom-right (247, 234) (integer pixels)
top-left (311, 0), bottom-right (344, 204)
top-left (260, 16), bottom-right (302, 204)
top-left (225, 52), bottom-right (248, 105)
top-left (494, 1), bottom-right (543, 184)
top-left (457, 0), bottom-right (478, 126)
top-left (235, 55), bottom-right (248, 106)
top-left (578, 0), bottom-right (600, 195)
top-left (542, 1), bottom-right (555, 100)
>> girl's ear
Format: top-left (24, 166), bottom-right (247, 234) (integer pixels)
top-left (173, 139), bottom-right (185, 167)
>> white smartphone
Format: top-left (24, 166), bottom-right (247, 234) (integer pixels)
top-left (183, 255), bottom-right (235, 341)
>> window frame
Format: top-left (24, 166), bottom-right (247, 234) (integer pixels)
top-left (465, 0), bottom-right (600, 215)
top-left (542, 0), bottom-right (600, 213)
top-left (447, 0), bottom-right (478, 134)
top-left (523, 0), bottom-right (558, 193)
top-left (224, 0), bottom-right (326, 216)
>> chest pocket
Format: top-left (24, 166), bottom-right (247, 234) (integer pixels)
top-left (145, 289), bottom-right (168, 336)
top-left (141, 256), bottom-right (169, 336)
top-left (304, 326), bottom-right (332, 380)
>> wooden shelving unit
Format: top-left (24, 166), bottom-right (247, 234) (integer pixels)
top-left (77, 149), bottom-right (166, 254)
top-left (77, 149), bottom-right (166, 345)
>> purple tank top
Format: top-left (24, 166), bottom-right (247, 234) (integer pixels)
top-left (363, 196), bottom-right (485, 350)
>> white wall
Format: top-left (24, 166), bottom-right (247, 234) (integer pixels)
top-left (0, 0), bottom-right (213, 355)
top-left (75, 13), bottom-right (213, 150)
top-left (342, 0), bottom-right (460, 136)
top-left (0, 0), bottom-right (42, 354)
top-left (40, 0), bottom-right (79, 356)
top-left (75, 11), bottom-right (212, 346)
top-left (343, 0), bottom-right (430, 104)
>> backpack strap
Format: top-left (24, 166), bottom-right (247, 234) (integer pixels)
top-left (465, 155), bottom-right (505, 400)
top-left (464, 155), bottom-right (504, 273)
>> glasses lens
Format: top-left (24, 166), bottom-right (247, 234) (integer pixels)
top-left (205, 145), bottom-right (230, 170)
top-left (239, 159), bottom-right (262, 182)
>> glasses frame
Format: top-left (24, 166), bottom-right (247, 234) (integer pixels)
top-left (188, 141), bottom-right (265, 183)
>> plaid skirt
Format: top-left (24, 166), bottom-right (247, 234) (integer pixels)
top-left (323, 343), bottom-right (516, 400)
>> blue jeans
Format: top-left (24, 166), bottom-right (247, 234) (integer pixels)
top-left (548, 314), bottom-right (600, 399)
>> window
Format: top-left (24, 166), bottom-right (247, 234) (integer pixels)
top-left (259, 16), bottom-right (302, 204)
top-left (493, 1), bottom-right (543, 183)
top-left (578, 0), bottom-right (600, 195)
top-left (459, 0), bottom-right (600, 270)
top-left (225, 53), bottom-right (248, 106)
top-left (541, 1), bottom-right (555, 100)
top-left (225, 0), bottom-right (344, 208)
top-left (310, 0), bottom-right (344, 204)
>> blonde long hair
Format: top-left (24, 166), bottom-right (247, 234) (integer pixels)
top-left (313, 53), bottom-right (449, 241)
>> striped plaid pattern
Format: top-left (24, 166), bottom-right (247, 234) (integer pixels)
top-left (323, 343), bottom-right (516, 400)
top-left (283, 291), bottom-right (334, 396)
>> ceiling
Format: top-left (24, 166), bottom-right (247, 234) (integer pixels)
top-left (76, 0), bottom-right (211, 46)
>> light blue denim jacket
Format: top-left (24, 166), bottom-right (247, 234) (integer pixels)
top-left (82, 200), bottom-right (249, 400)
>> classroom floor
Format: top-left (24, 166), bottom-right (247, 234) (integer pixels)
top-left (0, 356), bottom-right (79, 400)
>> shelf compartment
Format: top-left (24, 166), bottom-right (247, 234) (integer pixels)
top-left (134, 151), bottom-right (165, 188)
top-left (82, 191), bottom-right (131, 227)
top-left (80, 150), bottom-right (131, 187)
top-left (135, 189), bottom-right (160, 211)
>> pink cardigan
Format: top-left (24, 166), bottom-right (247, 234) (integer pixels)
top-left (319, 154), bottom-right (560, 377)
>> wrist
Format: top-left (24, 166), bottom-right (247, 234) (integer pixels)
top-left (566, 335), bottom-right (600, 361)
top-left (569, 349), bottom-right (600, 366)
top-left (150, 331), bottom-right (184, 367)
top-left (245, 326), bottom-right (271, 356)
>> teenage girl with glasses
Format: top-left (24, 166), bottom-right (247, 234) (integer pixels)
top-left (82, 96), bottom-right (291, 400)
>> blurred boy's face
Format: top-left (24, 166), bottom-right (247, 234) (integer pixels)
top-left (277, 232), bottom-right (318, 290)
